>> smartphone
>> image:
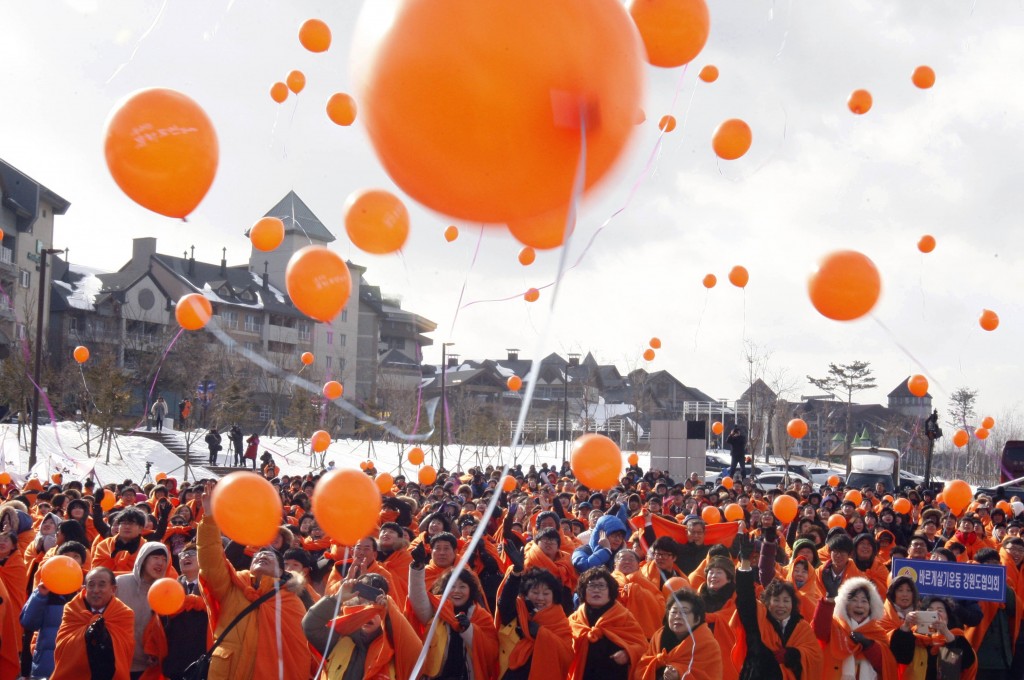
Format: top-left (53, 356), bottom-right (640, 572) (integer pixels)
top-left (354, 583), bottom-right (384, 602)
top-left (916, 610), bottom-right (938, 626)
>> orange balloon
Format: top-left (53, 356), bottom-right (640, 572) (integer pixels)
top-left (503, 475), bottom-right (518, 492)
top-left (250, 217), bottom-right (285, 252)
top-left (286, 246), bottom-right (352, 322)
top-left (407, 447), bottom-right (425, 465)
top-left (728, 265), bottom-right (749, 288)
top-left (827, 514), bottom-right (847, 529)
top-left (981, 416), bottom-right (995, 429)
top-left (148, 577), bottom-right (185, 615)
top-left (701, 505), bottom-right (721, 524)
top-left (827, 474), bottom-right (840, 487)
top-left (786, 418), bottom-right (808, 439)
top-left (419, 465), bottom-right (438, 486)
top-left (155, 472), bottom-right (167, 482)
top-left (808, 250), bottom-right (881, 321)
top-left (893, 498), bottom-right (912, 514)
top-left (699, 64), bottom-right (719, 83)
top-left (627, 452), bottom-right (639, 466)
top-left (299, 19), bottom-right (332, 52)
top-left (936, 492), bottom-right (944, 504)
top-left (712, 421), bottom-right (724, 435)
top-left (105, 88), bottom-right (218, 219)
top-left (712, 119), bottom-right (752, 160)
top-left (524, 288), bottom-right (540, 302)
top-left (844, 490), bottom-right (863, 506)
top-left (301, 352), bottom-right (314, 366)
top-left (444, 225), bottom-right (459, 242)
top-left (848, 89), bottom-right (872, 114)
top-left (0, 228), bottom-right (4, 241)
top-left (73, 346), bottom-right (90, 364)
top-left (323, 381), bottom-right (343, 400)
top-left (628, 0), bottom-right (709, 67)
top-left (311, 430), bottom-right (331, 453)
top-left (507, 204), bottom-right (576, 250)
top-left (359, 461), bottom-right (369, 471)
top-left (315, 469), bottom-right (382, 544)
top-left (507, 375), bottom-right (523, 391)
top-left (357, 0), bottom-right (643, 223)
top-left (772, 494), bottom-right (798, 523)
top-left (40, 555), bottom-right (83, 595)
top-left (270, 82), bottom-right (289, 103)
top-left (0, 472), bottom-right (10, 485)
top-left (326, 93), bottom-right (357, 126)
top-left (212, 473), bottom-right (282, 545)
top-left (643, 349), bottom-right (656, 361)
top-left (724, 503), bottom-right (743, 521)
top-left (286, 70), bottom-right (306, 94)
top-left (571, 433), bottom-right (622, 490)
top-left (344, 189), bottom-right (410, 254)
top-left (997, 500), bottom-right (1013, 514)
top-left (518, 247), bottom-right (536, 266)
top-left (979, 309), bottom-right (999, 331)
top-left (943, 479), bottom-right (972, 513)
top-left (649, 337), bottom-right (662, 349)
top-left (375, 472), bottom-right (394, 494)
top-left (100, 492), bottom-right (116, 511)
top-left (912, 66), bottom-right (935, 89)
top-left (662, 576), bottom-right (690, 597)
top-left (721, 476), bottom-right (733, 489)
top-left (702, 273), bottom-right (717, 289)
top-left (952, 429), bottom-right (969, 448)
top-left (906, 375), bottom-right (929, 398)
top-left (175, 294), bottom-right (212, 331)
top-left (659, 115), bottom-right (677, 133)
top-left (917, 234), bottom-right (936, 253)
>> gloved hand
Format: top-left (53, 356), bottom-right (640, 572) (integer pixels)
top-left (527, 620), bottom-right (540, 638)
top-left (455, 612), bottom-right (470, 632)
top-left (410, 542), bottom-right (428, 569)
top-left (505, 539), bottom-right (525, 573)
top-left (85, 617), bottom-right (112, 650)
top-left (783, 648), bottom-right (801, 670)
top-left (733, 534), bottom-right (751, 559)
top-left (762, 525), bottom-right (777, 542)
top-left (850, 631), bottom-right (873, 648)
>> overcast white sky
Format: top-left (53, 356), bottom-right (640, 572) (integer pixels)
top-left (2, 0), bottom-right (1022, 424)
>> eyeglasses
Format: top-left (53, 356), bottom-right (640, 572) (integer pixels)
top-left (585, 582), bottom-right (609, 590)
top-left (179, 550), bottom-right (197, 558)
top-left (650, 550), bottom-right (673, 559)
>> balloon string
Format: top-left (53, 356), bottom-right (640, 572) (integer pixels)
top-left (125, 327), bottom-right (185, 432)
top-left (694, 291), bottom-right (709, 349)
top-left (447, 225), bottom-right (485, 336)
top-left (412, 380), bottom-right (425, 435)
top-left (105, 0), bottom-right (168, 84)
top-left (870, 316), bottom-right (947, 397)
top-left (312, 547), bottom-right (348, 679)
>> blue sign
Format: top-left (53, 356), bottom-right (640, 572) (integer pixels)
top-left (891, 558), bottom-right (1006, 603)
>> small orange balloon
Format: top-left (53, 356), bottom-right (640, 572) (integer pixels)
top-left (724, 503), bottom-right (743, 521)
top-left (917, 235), bottom-right (936, 253)
top-left (211, 472), bottom-right (283, 546)
top-left (100, 492), bottom-right (116, 511)
top-left (299, 19), bottom-right (332, 53)
top-left (702, 274), bottom-right (717, 289)
top-left (315, 469), bottom-right (382, 544)
top-left (571, 433), bottom-right (622, 490)
top-left (912, 66), bottom-right (935, 89)
top-left (649, 337), bottom-right (662, 349)
top-left (444, 225), bottom-right (459, 242)
top-left (643, 349), bottom-right (656, 361)
top-left (250, 217), bottom-right (285, 252)
top-left (175, 294), bottom-right (212, 331)
top-left (845, 490), bottom-right (863, 506)
top-left (311, 430), bottom-right (331, 453)
top-left (628, 0), bottom-right (710, 68)
top-left (907, 375), bottom-right (929, 398)
top-left (808, 250), bottom-right (881, 321)
top-left (701, 505), bottom-right (721, 524)
top-left (659, 115), bottom-right (677, 133)
top-left (270, 82), bottom-right (289, 103)
top-left (772, 494), bottom-right (798, 523)
top-left (0, 472), bottom-right (10, 485)
top-left (502, 475), bottom-right (518, 492)
top-left (952, 429), bottom-right (969, 447)
top-left (524, 288), bottom-right (540, 302)
top-left (375, 473), bottom-right (394, 494)
top-left (507, 204), bottom-right (575, 250)
top-left (943, 479), bottom-right (972, 513)
top-left (286, 246), bottom-right (352, 323)
top-left (728, 265), bottom-right (749, 288)
top-left (286, 70), bottom-right (306, 94)
top-left (73, 346), bottom-right (90, 364)
top-left (827, 514), bottom-right (847, 529)
top-left (699, 64), bottom-right (719, 82)
top-left (981, 416), bottom-right (995, 429)
top-left (323, 381), bottom-right (343, 400)
top-left (326, 93), bottom-right (357, 126)
top-left (507, 375), bottom-right (523, 391)
top-left (301, 352), bottom-right (314, 366)
top-left (407, 447), bottom-right (425, 465)
top-left (712, 421), bottom-right (724, 435)
top-left (712, 119), bottom-right (752, 160)
top-left (848, 89), bottom-right (873, 114)
top-left (722, 476), bottom-right (733, 489)
top-left (518, 247), bottom-right (536, 266)
top-left (662, 576), bottom-right (690, 597)
top-left (148, 577), bottom-right (186, 615)
top-left (979, 309), bottom-right (999, 331)
top-left (419, 465), bottom-right (438, 486)
top-left (344, 189), bottom-right (410, 254)
top-left (627, 452), bottom-right (639, 466)
top-left (893, 497), bottom-right (912, 514)
top-left (359, 461), bottom-right (369, 471)
top-left (155, 472), bottom-right (167, 482)
top-left (827, 474), bottom-right (840, 487)
top-left (786, 418), bottom-right (808, 439)
top-left (40, 555), bottom-right (84, 595)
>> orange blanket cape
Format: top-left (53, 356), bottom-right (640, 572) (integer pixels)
top-left (634, 623), bottom-right (722, 680)
top-left (567, 601), bottom-right (647, 680)
top-left (424, 594), bottom-right (498, 680)
top-left (731, 602), bottom-right (823, 680)
top-left (498, 599), bottom-right (573, 680)
top-left (524, 543), bottom-right (578, 591)
top-left (701, 587), bottom-right (738, 680)
top-left (50, 592), bottom-right (135, 680)
top-left (822, 616), bottom-right (899, 680)
top-left (328, 600), bottom-right (422, 680)
top-left (640, 559), bottom-right (690, 590)
top-left (785, 557), bottom-right (823, 623)
top-left (0, 547), bottom-right (27, 680)
top-left (613, 569), bottom-right (665, 637)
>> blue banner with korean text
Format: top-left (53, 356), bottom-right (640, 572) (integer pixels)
top-left (891, 558), bottom-right (1006, 603)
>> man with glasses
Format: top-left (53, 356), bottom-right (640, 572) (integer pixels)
top-left (146, 544), bottom-right (209, 680)
top-left (641, 536), bottom-right (689, 590)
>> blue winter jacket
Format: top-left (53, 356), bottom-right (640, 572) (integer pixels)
top-left (571, 514), bottom-right (629, 573)
top-left (20, 587), bottom-right (71, 678)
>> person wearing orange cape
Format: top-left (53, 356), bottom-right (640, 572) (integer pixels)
top-left (890, 596), bottom-right (976, 680)
top-left (376, 521), bottom-right (412, 607)
top-left (611, 549), bottom-right (664, 637)
top-left (965, 547), bottom-right (1019, 680)
top-left (639, 536), bottom-right (691, 592)
top-left (409, 561), bottom-right (499, 680)
top-left (785, 555), bottom-right (822, 623)
top-left (50, 567), bottom-right (135, 680)
top-left (495, 540), bottom-right (573, 680)
top-left (697, 555), bottom-right (739, 680)
top-left (812, 576), bottom-right (899, 680)
top-left (520, 527), bottom-right (576, 611)
top-left (0, 528), bottom-right (27, 680)
top-left (634, 589), bottom-right (722, 680)
top-left (567, 567), bottom-right (646, 680)
top-left (196, 482), bottom-right (310, 680)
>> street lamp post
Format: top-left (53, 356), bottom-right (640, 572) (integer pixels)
top-left (562, 353), bottom-right (579, 465)
top-left (29, 247), bottom-right (65, 470)
top-left (439, 342), bottom-right (455, 472)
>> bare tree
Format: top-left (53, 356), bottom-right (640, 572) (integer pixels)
top-left (947, 387), bottom-right (978, 479)
top-left (742, 342), bottom-right (799, 463)
top-left (807, 361), bottom-right (877, 474)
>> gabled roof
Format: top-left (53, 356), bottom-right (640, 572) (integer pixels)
top-left (49, 259), bottom-right (105, 313)
top-left (888, 378), bottom-right (931, 399)
top-left (252, 191), bottom-right (335, 243)
top-left (151, 254), bottom-right (300, 316)
top-left (739, 378), bottom-right (777, 403)
top-left (379, 348), bottom-right (420, 368)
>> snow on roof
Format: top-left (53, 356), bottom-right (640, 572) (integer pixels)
top-left (53, 268), bottom-right (103, 311)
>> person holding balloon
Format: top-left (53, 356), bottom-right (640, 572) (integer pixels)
top-left (19, 542), bottom-right (87, 678)
top-left (113, 541), bottom-right (173, 678)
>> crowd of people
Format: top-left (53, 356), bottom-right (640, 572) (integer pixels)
top-left (0, 456), bottom-right (1022, 680)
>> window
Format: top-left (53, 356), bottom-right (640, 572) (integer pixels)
top-left (244, 341), bottom-right (258, 353)
top-left (326, 356), bottom-right (333, 369)
top-left (298, 321), bottom-right (311, 341)
top-left (259, 405), bottom-right (271, 421)
top-left (19, 269), bottom-right (30, 288)
top-left (69, 317), bottom-right (79, 333)
top-left (340, 334), bottom-right (347, 347)
top-left (341, 309), bottom-right (348, 322)
top-left (244, 313), bottom-right (262, 333)
top-left (326, 331), bottom-right (333, 345)
top-left (338, 358), bottom-right (346, 373)
top-left (221, 310), bottom-right (238, 329)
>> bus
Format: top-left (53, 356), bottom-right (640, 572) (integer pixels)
top-left (1001, 441), bottom-right (1024, 483)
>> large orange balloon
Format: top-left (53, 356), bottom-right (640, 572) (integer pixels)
top-left (100, 492), bottom-right (116, 511)
top-left (507, 375), bottom-right (523, 391)
top-left (724, 503), bottom-right (743, 521)
top-left (917, 235), bottom-right (936, 253)
top-left (356, 0), bottom-right (644, 223)
top-left (407, 447), bottom-right (425, 465)
top-left (418, 465), bottom-right (438, 486)
top-left (212, 473), bottom-right (282, 546)
top-left (507, 205), bottom-right (576, 250)
top-left (311, 430), bottom-right (331, 453)
top-left (571, 433), bottom-right (622, 489)
top-left (105, 88), bottom-right (218, 218)
top-left (299, 19), bottom-right (332, 52)
top-left (699, 65), bottom-right (719, 83)
top-left (701, 505), bottom-right (720, 524)
top-left (912, 66), bottom-right (935, 89)
top-left (808, 250), bottom-right (881, 321)
top-left (287, 71), bottom-right (306, 95)
top-left (848, 89), bottom-right (872, 114)
top-left (628, 0), bottom-right (709, 68)
top-left (979, 309), bottom-right (999, 331)
top-left (907, 375), bottom-right (929, 398)
top-left (827, 514), bottom-right (847, 529)
top-left (0, 472), bottom-right (11, 485)
top-left (250, 217), bottom-right (285, 252)
top-left (326, 93), bottom-right (357, 126)
top-left (175, 294), bottom-right (212, 331)
top-left (721, 476), bottom-right (733, 489)
top-left (952, 429), bottom-right (969, 448)
top-left (286, 246), bottom-right (352, 322)
top-left (844, 490), bottom-right (863, 506)
top-left (323, 381), bottom-right (343, 400)
top-left (893, 498), bottom-right (912, 514)
top-left (728, 265), bottom-right (749, 288)
top-left (40, 555), bottom-right (83, 595)
top-left (375, 472), bottom-right (394, 494)
top-left (502, 475), bottom-right (518, 492)
top-left (270, 82), bottom-right (289, 103)
top-left (712, 421), bottom-right (724, 435)
top-left (786, 418), bottom-right (808, 439)
top-left (827, 474), bottom-right (840, 487)
top-left (981, 416), bottom-right (995, 429)
top-left (943, 480), bottom-right (971, 514)
top-left (148, 577), bottom-right (186, 615)
top-left (702, 274), bottom-right (717, 289)
top-left (772, 494), bottom-right (798, 523)
top-left (662, 576), bottom-right (689, 597)
top-left (627, 452), bottom-right (639, 466)
top-left (301, 351), bottom-right (314, 366)
top-left (518, 247), bottom-right (536, 266)
top-left (344, 189), bottom-right (410, 254)
top-left (712, 119), bottom-right (752, 160)
top-left (73, 346), bottom-right (90, 364)
top-left (314, 469), bottom-right (382, 544)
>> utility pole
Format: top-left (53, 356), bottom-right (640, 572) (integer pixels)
top-left (29, 247), bottom-right (65, 469)
top-left (439, 342), bottom-right (455, 472)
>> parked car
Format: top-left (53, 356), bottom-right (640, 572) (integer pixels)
top-left (807, 465), bottom-right (844, 486)
top-left (752, 470), bottom-right (812, 490)
top-left (713, 464), bottom-right (778, 485)
top-left (976, 476), bottom-right (1024, 502)
top-left (846, 447), bottom-right (900, 494)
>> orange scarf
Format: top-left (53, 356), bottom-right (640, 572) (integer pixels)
top-left (525, 543), bottom-right (578, 591)
top-left (823, 616), bottom-right (899, 680)
top-left (567, 601), bottom-right (648, 680)
top-left (702, 589), bottom-right (738, 680)
top-left (329, 600), bottom-right (422, 680)
top-left (730, 602), bottom-right (823, 680)
top-left (634, 624), bottom-right (721, 680)
top-left (613, 569), bottom-right (666, 637)
top-left (640, 559), bottom-right (690, 591)
top-left (425, 593), bottom-right (499, 680)
top-left (50, 592), bottom-right (135, 680)
top-left (501, 599), bottom-right (573, 680)
top-left (785, 557), bottom-right (823, 623)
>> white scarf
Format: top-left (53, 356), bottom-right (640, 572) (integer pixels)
top-left (840, 616), bottom-right (876, 680)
